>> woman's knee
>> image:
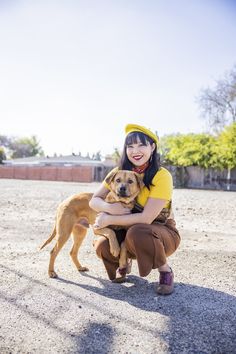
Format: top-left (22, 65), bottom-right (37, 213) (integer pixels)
top-left (126, 224), bottom-right (152, 244)
top-left (94, 236), bottom-right (110, 258)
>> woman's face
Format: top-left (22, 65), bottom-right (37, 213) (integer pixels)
top-left (126, 137), bottom-right (155, 166)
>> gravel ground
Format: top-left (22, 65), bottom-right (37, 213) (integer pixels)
top-left (0, 179), bottom-right (235, 354)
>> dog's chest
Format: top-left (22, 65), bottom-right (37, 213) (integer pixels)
top-left (105, 192), bottom-right (135, 210)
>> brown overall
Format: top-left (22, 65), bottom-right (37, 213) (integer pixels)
top-left (94, 219), bottom-right (181, 280)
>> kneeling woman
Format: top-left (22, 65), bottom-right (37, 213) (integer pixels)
top-left (89, 124), bottom-right (180, 295)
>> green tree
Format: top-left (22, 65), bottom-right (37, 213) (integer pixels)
top-left (10, 136), bottom-right (44, 158)
top-left (160, 127), bottom-right (236, 190)
top-left (160, 133), bottom-right (218, 168)
top-left (213, 123), bottom-right (236, 190)
top-left (1, 134), bottom-right (44, 159)
top-left (217, 123), bottom-right (236, 169)
top-left (0, 135), bottom-right (11, 148)
top-left (112, 148), bottom-right (121, 163)
top-left (0, 147), bottom-right (6, 163)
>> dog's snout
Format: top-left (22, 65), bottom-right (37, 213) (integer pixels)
top-left (118, 184), bottom-right (127, 196)
top-left (119, 185), bottom-right (126, 192)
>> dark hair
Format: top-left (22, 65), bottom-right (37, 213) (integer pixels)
top-left (118, 131), bottom-right (161, 189)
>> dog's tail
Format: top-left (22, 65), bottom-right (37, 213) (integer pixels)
top-left (39, 225), bottom-right (57, 250)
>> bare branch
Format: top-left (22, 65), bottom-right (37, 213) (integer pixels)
top-left (196, 65), bottom-right (236, 131)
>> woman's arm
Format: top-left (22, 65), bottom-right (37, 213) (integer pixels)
top-left (94, 197), bottom-right (167, 228)
top-left (89, 184), bottom-right (131, 215)
top-left (89, 184), bottom-right (111, 213)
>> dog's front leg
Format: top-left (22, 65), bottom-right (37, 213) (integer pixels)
top-left (93, 227), bottom-right (120, 257)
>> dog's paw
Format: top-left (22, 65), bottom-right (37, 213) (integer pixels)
top-left (48, 270), bottom-right (58, 278)
top-left (110, 246), bottom-right (120, 258)
top-left (78, 266), bottom-right (89, 272)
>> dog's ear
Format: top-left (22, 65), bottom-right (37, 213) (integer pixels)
top-left (105, 170), bottom-right (118, 186)
top-left (133, 172), bottom-right (145, 190)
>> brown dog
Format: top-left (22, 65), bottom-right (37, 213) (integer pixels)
top-left (39, 170), bottom-right (143, 278)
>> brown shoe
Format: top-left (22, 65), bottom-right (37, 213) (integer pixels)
top-left (157, 269), bottom-right (174, 295)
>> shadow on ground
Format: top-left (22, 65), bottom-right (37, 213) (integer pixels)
top-left (1, 264), bottom-right (236, 353)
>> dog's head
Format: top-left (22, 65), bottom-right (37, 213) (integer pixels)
top-left (105, 170), bottom-right (144, 203)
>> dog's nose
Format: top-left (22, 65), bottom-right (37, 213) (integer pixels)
top-left (120, 185), bottom-right (126, 192)
top-left (118, 185), bottom-right (127, 196)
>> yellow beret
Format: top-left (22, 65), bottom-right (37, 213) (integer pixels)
top-left (125, 123), bottom-right (158, 143)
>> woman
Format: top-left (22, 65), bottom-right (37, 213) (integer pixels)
top-left (89, 123), bottom-right (180, 295)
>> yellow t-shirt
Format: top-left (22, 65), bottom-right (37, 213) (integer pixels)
top-left (103, 167), bottom-right (173, 209)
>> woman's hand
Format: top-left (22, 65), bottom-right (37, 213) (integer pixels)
top-left (94, 212), bottom-right (111, 229)
top-left (106, 202), bottom-right (131, 215)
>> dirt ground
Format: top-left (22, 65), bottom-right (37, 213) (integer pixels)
top-left (0, 179), bottom-right (235, 354)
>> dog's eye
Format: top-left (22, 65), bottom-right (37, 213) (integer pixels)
top-left (128, 179), bottom-right (134, 184)
top-left (115, 178), bottom-right (121, 183)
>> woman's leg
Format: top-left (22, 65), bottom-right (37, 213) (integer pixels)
top-left (125, 220), bottom-right (180, 294)
top-left (94, 236), bottom-right (119, 280)
top-left (94, 229), bottom-right (127, 280)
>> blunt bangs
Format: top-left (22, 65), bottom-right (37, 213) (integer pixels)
top-left (125, 132), bottom-right (154, 146)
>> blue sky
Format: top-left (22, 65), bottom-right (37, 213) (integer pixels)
top-left (0, 0), bottom-right (235, 157)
